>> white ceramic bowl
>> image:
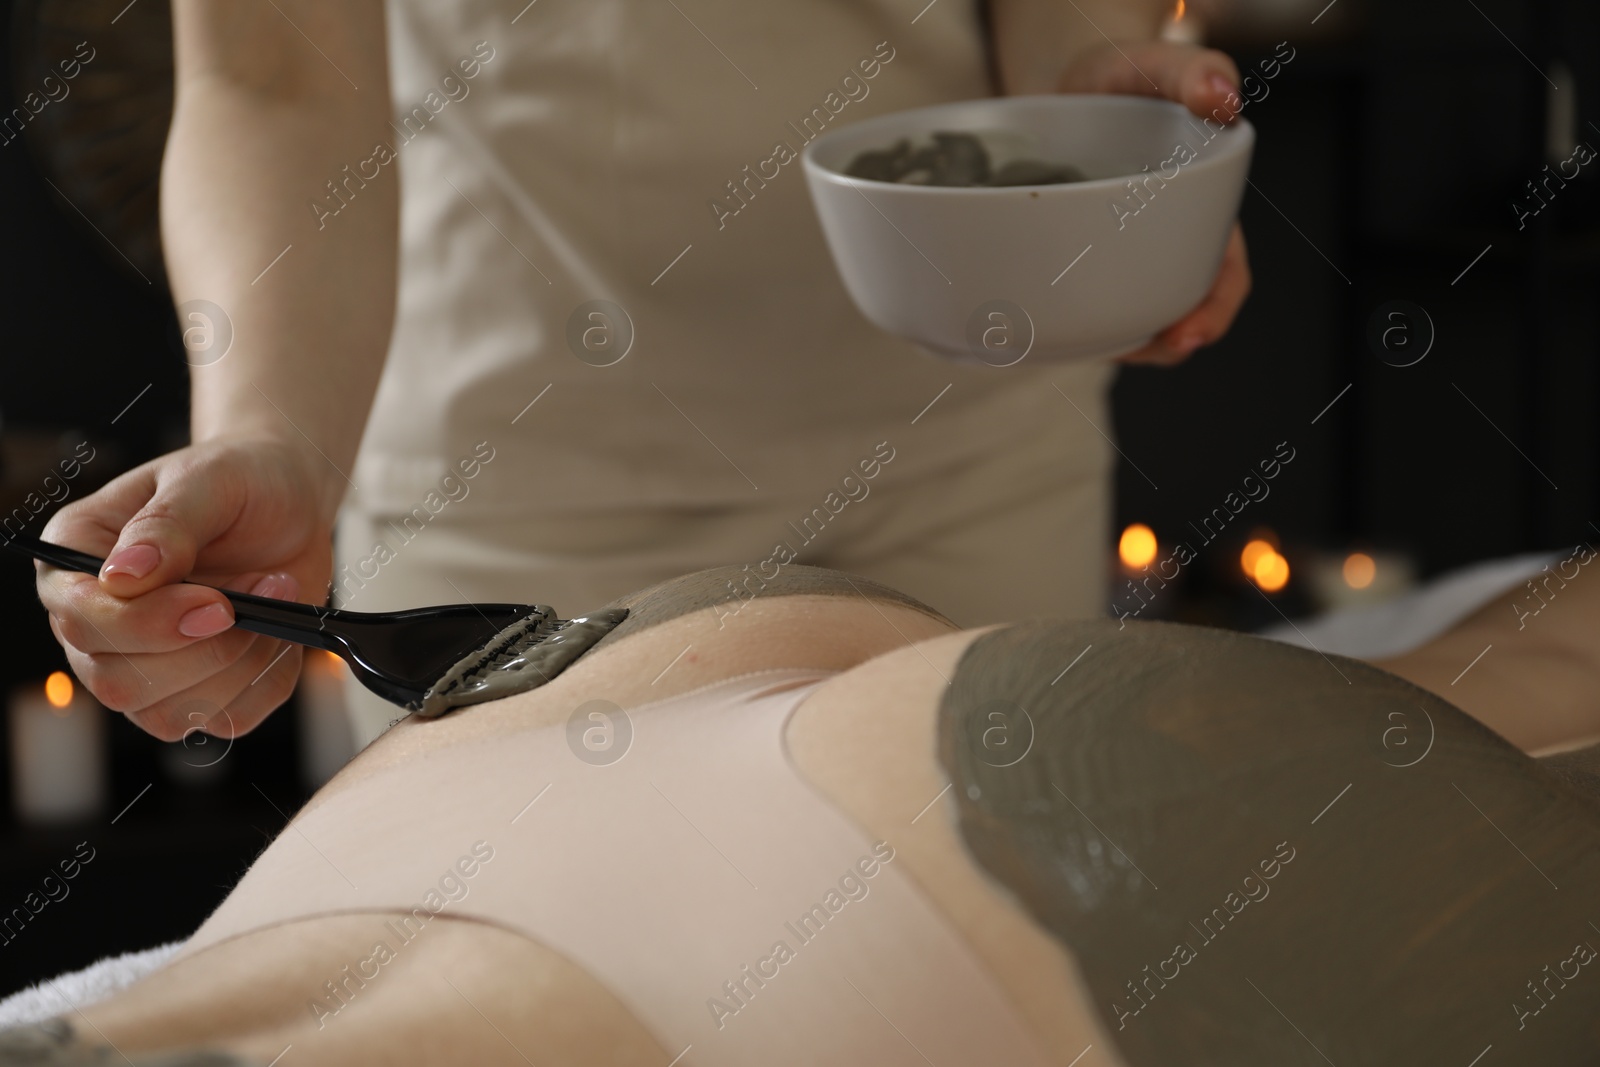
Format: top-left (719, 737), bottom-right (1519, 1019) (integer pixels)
top-left (802, 94), bottom-right (1254, 365)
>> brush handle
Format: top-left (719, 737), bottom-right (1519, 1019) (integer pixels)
top-left (5, 532), bottom-right (346, 653)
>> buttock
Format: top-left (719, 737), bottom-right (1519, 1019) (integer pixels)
top-left (794, 619), bottom-right (1600, 1067)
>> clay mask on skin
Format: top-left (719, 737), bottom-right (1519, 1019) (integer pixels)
top-left (938, 619), bottom-right (1600, 1065)
top-left (414, 607), bottom-right (630, 717)
top-left (0, 1018), bottom-right (268, 1066)
top-left (413, 563), bottom-right (948, 720)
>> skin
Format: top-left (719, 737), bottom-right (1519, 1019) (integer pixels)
top-left (36, 0), bottom-right (1251, 745)
top-left (1374, 557), bottom-right (1600, 755)
top-left (14, 567), bottom-right (1600, 1065)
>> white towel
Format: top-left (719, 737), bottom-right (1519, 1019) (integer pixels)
top-left (0, 942), bottom-right (182, 1029)
top-left (1257, 551), bottom-right (1558, 660)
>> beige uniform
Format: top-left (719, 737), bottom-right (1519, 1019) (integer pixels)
top-left (338, 0), bottom-right (1115, 741)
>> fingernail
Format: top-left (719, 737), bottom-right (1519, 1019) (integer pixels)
top-left (178, 602), bottom-right (233, 638)
top-left (101, 543), bottom-right (160, 581)
top-left (249, 572), bottom-right (295, 600)
top-left (1172, 333), bottom-right (1205, 356)
top-left (1209, 74), bottom-right (1238, 98)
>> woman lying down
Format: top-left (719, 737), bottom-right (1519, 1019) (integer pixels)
top-left (4, 564), bottom-right (1599, 1066)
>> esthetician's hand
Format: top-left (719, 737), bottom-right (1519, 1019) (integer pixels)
top-left (36, 438), bottom-right (334, 742)
top-left (1058, 40), bottom-right (1253, 366)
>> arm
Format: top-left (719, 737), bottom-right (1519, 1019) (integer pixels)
top-left (166, 0), bottom-right (396, 516)
top-left (37, 2), bottom-right (397, 740)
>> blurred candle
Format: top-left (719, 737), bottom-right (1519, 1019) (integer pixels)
top-left (1310, 550), bottom-right (1417, 611)
top-left (1240, 537), bottom-right (1275, 578)
top-left (1343, 552), bottom-right (1377, 590)
top-left (297, 650), bottom-right (356, 789)
top-left (1251, 547), bottom-right (1291, 593)
top-left (9, 672), bottom-right (106, 824)
top-left (1160, 0), bottom-right (1203, 44)
top-left (1119, 523), bottom-right (1159, 570)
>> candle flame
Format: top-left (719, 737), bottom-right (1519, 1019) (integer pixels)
top-left (45, 671), bottom-right (74, 710)
top-left (1239, 529), bottom-right (1287, 591)
top-left (1118, 523), bottom-right (1158, 569)
top-left (1174, 0), bottom-right (1186, 20)
top-left (1251, 549), bottom-right (1290, 593)
top-left (1343, 552), bottom-right (1377, 590)
top-left (1239, 537), bottom-right (1275, 577)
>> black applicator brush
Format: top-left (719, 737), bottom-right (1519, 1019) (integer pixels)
top-left (8, 533), bottom-right (626, 717)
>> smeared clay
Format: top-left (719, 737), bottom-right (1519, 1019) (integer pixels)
top-left (0, 1018), bottom-right (262, 1065)
top-left (1534, 742), bottom-right (1600, 807)
top-left (413, 563), bottom-right (943, 720)
top-left (939, 619), bottom-right (1600, 1064)
top-left (413, 606), bottom-right (629, 717)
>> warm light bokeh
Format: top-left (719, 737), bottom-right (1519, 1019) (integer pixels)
top-left (1119, 523), bottom-right (1158, 569)
top-left (1175, 0), bottom-right (1186, 19)
top-left (1240, 538), bottom-right (1274, 577)
top-left (1252, 549), bottom-right (1290, 593)
top-left (44, 670), bottom-right (73, 710)
top-left (1343, 552), bottom-right (1377, 590)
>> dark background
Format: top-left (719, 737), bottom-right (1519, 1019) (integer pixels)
top-left (1, 0), bottom-right (1596, 997)
top-left (1114, 0), bottom-right (1600, 629)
